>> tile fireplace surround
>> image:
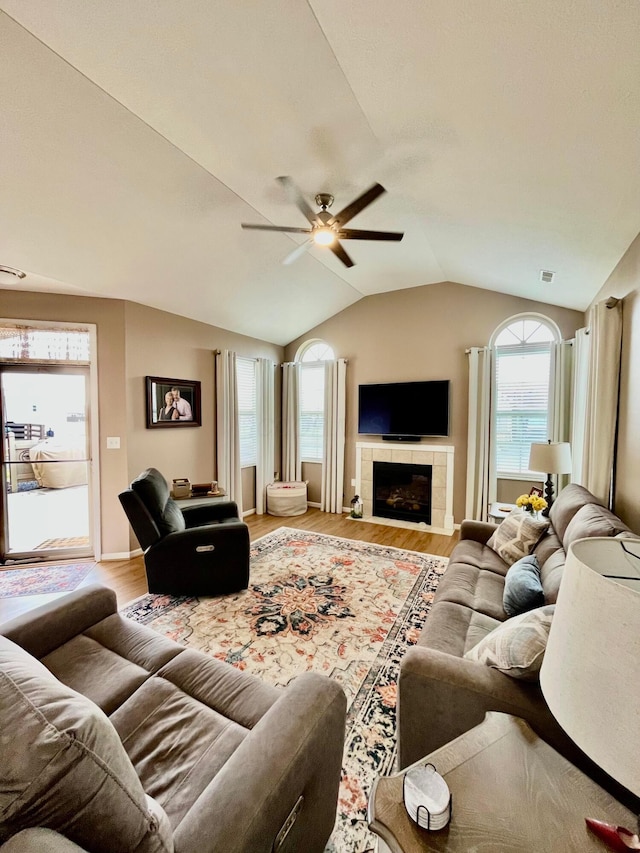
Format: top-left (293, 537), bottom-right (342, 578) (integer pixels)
top-left (355, 441), bottom-right (455, 535)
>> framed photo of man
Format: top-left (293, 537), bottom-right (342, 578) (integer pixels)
top-left (145, 376), bottom-right (201, 428)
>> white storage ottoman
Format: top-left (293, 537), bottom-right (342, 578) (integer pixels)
top-left (267, 481), bottom-right (308, 516)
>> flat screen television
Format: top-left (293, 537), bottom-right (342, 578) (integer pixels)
top-left (358, 380), bottom-right (450, 439)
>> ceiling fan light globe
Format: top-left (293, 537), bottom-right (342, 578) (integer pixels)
top-left (313, 228), bottom-right (335, 246)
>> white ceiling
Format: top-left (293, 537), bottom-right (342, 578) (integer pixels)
top-left (1, 1), bottom-right (639, 345)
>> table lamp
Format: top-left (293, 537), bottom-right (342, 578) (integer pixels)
top-left (528, 441), bottom-right (572, 515)
top-left (540, 537), bottom-right (640, 848)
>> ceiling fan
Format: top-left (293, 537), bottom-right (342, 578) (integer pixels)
top-left (241, 176), bottom-right (404, 268)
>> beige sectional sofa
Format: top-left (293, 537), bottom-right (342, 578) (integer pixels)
top-left (398, 484), bottom-right (637, 801)
top-left (0, 585), bottom-right (347, 853)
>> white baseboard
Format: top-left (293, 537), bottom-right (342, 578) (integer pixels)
top-left (307, 501), bottom-right (321, 509)
top-left (101, 548), bottom-right (143, 561)
top-left (242, 508), bottom-right (256, 518)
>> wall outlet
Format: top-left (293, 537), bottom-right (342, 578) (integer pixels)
top-left (274, 472), bottom-right (280, 481)
top-left (351, 478), bottom-right (356, 487)
top-left (106, 436), bottom-right (120, 449)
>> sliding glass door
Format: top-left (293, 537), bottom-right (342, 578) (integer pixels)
top-left (1, 365), bottom-right (93, 562)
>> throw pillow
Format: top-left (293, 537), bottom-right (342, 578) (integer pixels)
top-left (503, 554), bottom-right (545, 617)
top-left (0, 635), bottom-right (172, 853)
top-left (464, 604), bottom-right (555, 681)
top-left (487, 508), bottom-right (549, 566)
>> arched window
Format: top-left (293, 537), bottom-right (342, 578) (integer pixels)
top-left (296, 340), bottom-right (335, 462)
top-left (491, 314), bottom-right (560, 477)
top-left (296, 340), bottom-right (335, 363)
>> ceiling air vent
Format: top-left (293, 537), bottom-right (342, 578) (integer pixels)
top-left (540, 269), bottom-right (555, 284)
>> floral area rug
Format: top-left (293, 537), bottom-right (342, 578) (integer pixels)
top-left (123, 527), bottom-right (447, 852)
top-left (0, 562), bottom-right (95, 598)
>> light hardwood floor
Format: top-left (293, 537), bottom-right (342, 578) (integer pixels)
top-left (0, 508), bottom-right (459, 623)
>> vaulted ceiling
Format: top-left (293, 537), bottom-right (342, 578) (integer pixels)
top-left (1, 2), bottom-right (639, 345)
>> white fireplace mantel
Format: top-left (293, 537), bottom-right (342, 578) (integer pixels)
top-left (355, 441), bottom-right (455, 534)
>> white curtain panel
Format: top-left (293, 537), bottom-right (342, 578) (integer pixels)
top-left (256, 358), bottom-right (275, 515)
top-left (550, 339), bottom-right (574, 492)
top-left (216, 349), bottom-right (243, 508)
top-left (581, 299), bottom-right (623, 505)
top-left (321, 358), bottom-right (347, 513)
top-left (282, 362), bottom-right (301, 482)
top-left (465, 347), bottom-right (494, 521)
top-left (570, 328), bottom-right (591, 485)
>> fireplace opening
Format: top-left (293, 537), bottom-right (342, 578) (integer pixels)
top-left (373, 461), bottom-right (432, 524)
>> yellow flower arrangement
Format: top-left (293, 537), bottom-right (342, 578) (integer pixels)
top-left (516, 494), bottom-right (548, 513)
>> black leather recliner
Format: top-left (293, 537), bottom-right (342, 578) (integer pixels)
top-left (118, 468), bottom-right (250, 595)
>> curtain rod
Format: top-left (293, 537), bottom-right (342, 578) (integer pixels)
top-left (214, 350), bottom-right (277, 364)
top-left (280, 359), bottom-right (348, 366)
top-left (465, 340), bottom-right (575, 354)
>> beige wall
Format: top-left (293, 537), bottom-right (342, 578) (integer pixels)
top-left (588, 231), bottom-right (640, 533)
top-left (2, 291), bottom-right (283, 557)
top-left (496, 478), bottom-right (543, 505)
top-left (286, 281), bottom-right (583, 522)
top-left (302, 461), bottom-right (322, 505)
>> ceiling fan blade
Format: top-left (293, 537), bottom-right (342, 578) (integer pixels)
top-left (276, 176), bottom-right (320, 226)
top-left (329, 183), bottom-right (386, 227)
top-left (282, 239), bottom-right (314, 266)
top-left (338, 228), bottom-right (404, 242)
top-left (241, 223), bottom-right (312, 234)
top-left (329, 240), bottom-right (355, 268)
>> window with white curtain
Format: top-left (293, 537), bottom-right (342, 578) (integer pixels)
top-left (296, 340), bottom-right (335, 463)
top-left (492, 317), bottom-right (559, 477)
top-left (236, 356), bottom-right (257, 467)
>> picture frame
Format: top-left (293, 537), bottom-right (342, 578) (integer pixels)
top-left (145, 376), bottom-right (201, 429)
top-left (529, 486), bottom-right (544, 497)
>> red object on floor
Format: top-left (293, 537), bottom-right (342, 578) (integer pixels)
top-left (586, 819), bottom-right (640, 852)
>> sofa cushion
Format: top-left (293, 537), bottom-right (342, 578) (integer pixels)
top-left (419, 601), bottom-right (501, 658)
top-left (40, 614), bottom-right (183, 715)
top-left (464, 604), bottom-right (555, 681)
top-left (131, 468), bottom-right (186, 536)
top-left (486, 509), bottom-right (550, 566)
top-left (503, 555), bottom-right (545, 617)
top-left (433, 560), bottom-right (508, 621)
top-left (0, 635), bottom-right (172, 853)
top-left (531, 529), bottom-right (563, 569)
top-left (540, 549), bottom-right (566, 604)
top-left (563, 502), bottom-right (632, 550)
top-left (549, 483), bottom-right (603, 543)
top-left (441, 537), bottom-right (509, 576)
top-left (110, 649), bottom-right (282, 828)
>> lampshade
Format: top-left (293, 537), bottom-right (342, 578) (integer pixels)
top-left (540, 537), bottom-right (640, 798)
top-left (528, 441), bottom-right (572, 474)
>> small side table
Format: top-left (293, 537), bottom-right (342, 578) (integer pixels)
top-left (488, 502), bottom-right (517, 522)
top-left (368, 713), bottom-right (636, 852)
top-left (174, 492), bottom-right (227, 509)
